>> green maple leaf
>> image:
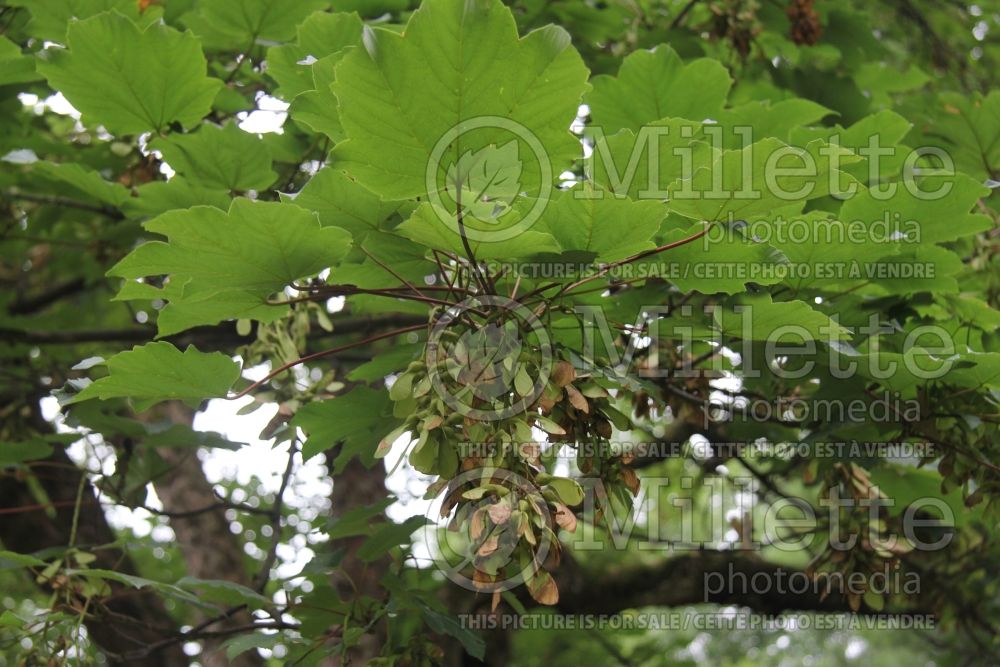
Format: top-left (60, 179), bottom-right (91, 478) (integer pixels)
top-left (9, 0), bottom-right (146, 40)
top-left (839, 174), bottom-right (990, 245)
top-left (585, 117), bottom-right (715, 199)
top-left (791, 109), bottom-right (913, 184)
top-left (715, 295), bottom-right (851, 343)
top-left (288, 53), bottom-right (353, 142)
top-left (867, 246), bottom-right (963, 294)
top-left (327, 232), bottom-right (435, 290)
top-left (713, 99), bottom-right (833, 149)
top-left (180, 0), bottom-right (330, 51)
top-left (853, 350), bottom-right (1000, 394)
top-left (666, 138), bottom-right (860, 222)
top-left (0, 36), bottom-right (40, 85)
top-left (446, 141), bottom-right (523, 223)
top-left (587, 45), bottom-right (732, 133)
top-left (539, 187), bottom-right (665, 263)
top-left (151, 122), bottom-right (277, 192)
top-left (920, 92), bottom-right (1000, 182)
top-left (286, 168), bottom-right (408, 242)
top-left (854, 62), bottom-right (929, 107)
top-left (37, 10), bottom-right (222, 135)
top-left (294, 387), bottom-right (398, 468)
top-left (761, 211), bottom-right (901, 293)
top-left (330, 0), bottom-right (589, 200)
top-left (637, 222), bottom-right (789, 294)
top-left (271, 11), bottom-right (365, 141)
top-left (109, 199), bottom-right (352, 335)
top-left (121, 179), bottom-right (231, 219)
top-left (27, 161), bottom-right (130, 208)
top-left (266, 11), bottom-right (363, 99)
top-left (71, 343), bottom-right (241, 407)
top-left (396, 203), bottom-right (560, 259)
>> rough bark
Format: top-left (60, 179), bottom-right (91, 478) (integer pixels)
top-left (553, 549), bottom-right (928, 615)
top-left (146, 402), bottom-right (264, 667)
top-left (441, 542), bottom-right (933, 665)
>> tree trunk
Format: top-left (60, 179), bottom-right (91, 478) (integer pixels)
top-left (147, 402), bottom-right (264, 667)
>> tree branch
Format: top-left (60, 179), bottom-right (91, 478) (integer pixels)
top-left (0, 313), bottom-right (426, 347)
top-left (7, 277), bottom-right (87, 315)
top-left (2, 190), bottom-right (124, 219)
top-left (141, 402), bottom-right (264, 667)
top-left (253, 440), bottom-right (297, 592)
top-left (553, 550), bottom-right (928, 616)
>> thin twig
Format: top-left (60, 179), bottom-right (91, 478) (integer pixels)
top-left (537, 225), bottom-right (712, 313)
top-left (455, 194), bottom-right (491, 293)
top-left (254, 441), bottom-right (298, 591)
top-left (278, 286), bottom-right (461, 310)
top-left (360, 245), bottom-right (427, 298)
top-left (223, 33), bottom-right (258, 84)
top-left (67, 473), bottom-right (88, 549)
top-left (671, 0), bottom-right (701, 28)
top-left (3, 190), bottom-right (124, 219)
top-left (230, 324), bottom-right (425, 400)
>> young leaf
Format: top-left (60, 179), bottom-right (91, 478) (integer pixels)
top-left (222, 633), bottom-right (279, 661)
top-left (0, 550), bottom-right (47, 569)
top-left (174, 577), bottom-right (272, 609)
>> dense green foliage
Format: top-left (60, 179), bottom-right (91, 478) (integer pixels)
top-left (1, 0), bottom-right (999, 665)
